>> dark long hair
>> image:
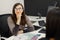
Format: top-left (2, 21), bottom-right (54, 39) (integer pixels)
top-left (46, 8), bottom-right (60, 38)
top-left (12, 3), bottom-right (26, 25)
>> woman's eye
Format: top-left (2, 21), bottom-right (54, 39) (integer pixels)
top-left (15, 8), bottom-right (22, 10)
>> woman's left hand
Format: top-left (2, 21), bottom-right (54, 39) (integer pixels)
top-left (17, 30), bottom-right (24, 34)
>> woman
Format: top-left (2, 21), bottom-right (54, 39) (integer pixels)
top-left (0, 3), bottom-right (35, 38)
top-left (46, 8), bottom-right (60, 40)
top-left (9, 3), bottom-right (35, 35)
top-left (11, 3), bottom-right (35, 35)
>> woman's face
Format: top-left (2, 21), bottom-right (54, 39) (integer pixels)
top-left (15, 5), bottom-right (23, 16)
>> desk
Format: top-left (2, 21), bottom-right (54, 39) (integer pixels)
top-left (5, 33), bottom-right (45, 40)
top-left (28, 16), bottom-right (46, 26)
top-left (28, 16), bottom-right (46, 22)
top-left (5, 28), bottom-right (46, 40)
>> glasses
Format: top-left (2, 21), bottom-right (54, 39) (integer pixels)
top-left (15, 8), bottom-right (23, 10)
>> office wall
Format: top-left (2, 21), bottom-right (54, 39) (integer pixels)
top-left (0, 0), bottom-right (24, 15)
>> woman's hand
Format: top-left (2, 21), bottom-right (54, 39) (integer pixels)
top-left (17, 30), bottom-right (23, 34)
top-left (16, 13), bottom-right (22, 25)
top-left (16, 13), bottom-right (22, 20)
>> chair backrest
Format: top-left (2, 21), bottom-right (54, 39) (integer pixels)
top-left (0, 14), bottom-right (11, 30)
top-left (0, 14), bottom-right (12, 38)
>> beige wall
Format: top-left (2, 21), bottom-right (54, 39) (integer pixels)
top-left (0, 0), bottom-right (24, 15)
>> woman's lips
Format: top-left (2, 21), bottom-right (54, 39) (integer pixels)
top-left (17, 12), bottom-right (20, 14)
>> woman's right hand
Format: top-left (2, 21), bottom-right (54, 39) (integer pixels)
top-left (16, 13), bottom-right (22, 25)
top-left (16, 13), bottom-right (22, 20)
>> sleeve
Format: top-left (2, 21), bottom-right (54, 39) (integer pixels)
top-left (12, 24), bottom-right (20, 35)
top-left (25, 15), bottom-right (35, 31)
